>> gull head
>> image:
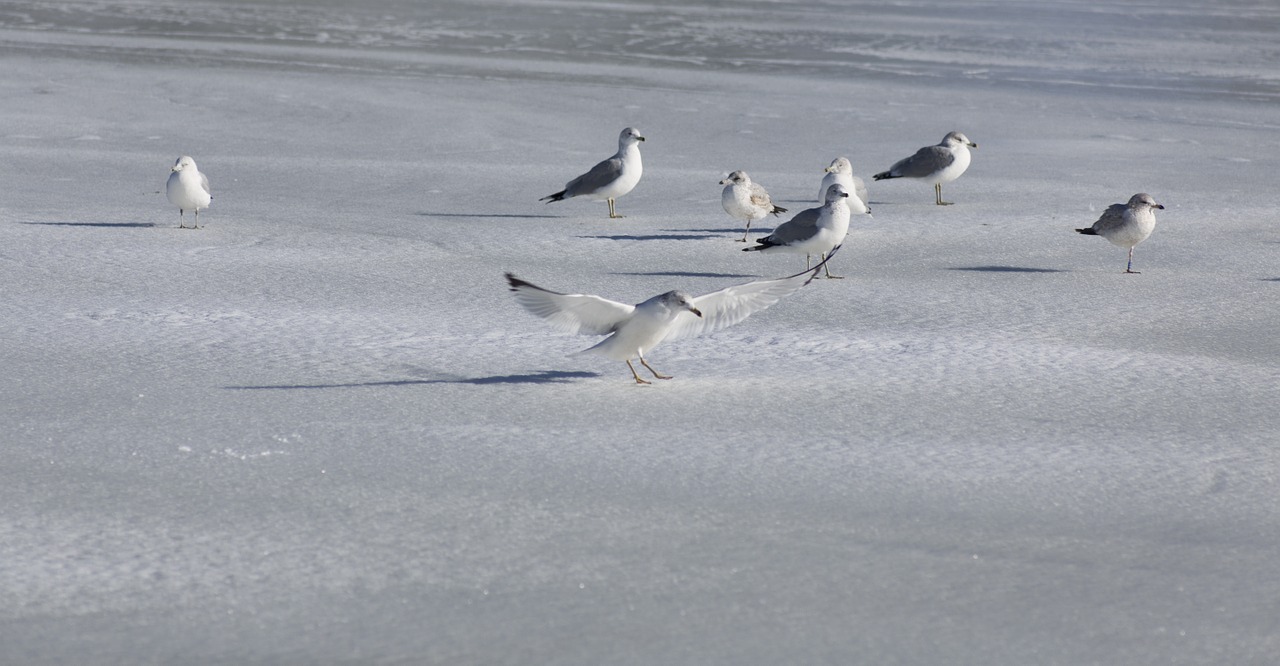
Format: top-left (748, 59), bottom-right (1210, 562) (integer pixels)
top-left (620, 127), bottom-right (646, 145)
top-left (1129, 193), bottom-right (1164, 210)
top-left (719, 170), bottom-right (749, 186)
top-left (824, 157), bottom-right (852, 174)
top-left (943, 131), bottom-right (977, 149)
top-left (823, 183), bottom-right (851, 203)
top-left (662, 291), bottom-right (702, 318)
top-left (171, 155), bottom-right (198, 173)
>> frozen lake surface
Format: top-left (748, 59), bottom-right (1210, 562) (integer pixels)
top-left (2, 1), bottom-right (1279, 663)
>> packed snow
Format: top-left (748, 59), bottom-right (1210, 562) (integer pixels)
top-left (2, 1), bottom-right (1279, 664)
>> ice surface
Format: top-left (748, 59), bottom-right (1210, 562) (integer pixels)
top-left (2, 1), bottom-right (1279, 664)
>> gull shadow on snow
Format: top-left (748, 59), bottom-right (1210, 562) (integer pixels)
top-left (225, 370), bottom-right (600, 390)
top-left (949, 265), bottom-right (1067, 273)
top-left (672, 227), bottom-right (775, 235)
top-left (612, 271), bottom-right (760, 279)
top-left (578, 233), bottom-right (721, 241)
top-left (22, 221), bottom-right (159, 228)
top-left (416, 212), bottom-right (561, 219)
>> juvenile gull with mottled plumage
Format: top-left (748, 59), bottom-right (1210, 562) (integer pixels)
top-left (1076, 193), bottom-right (1164, 273)
top-left (719, 170), bottom-right (787, 243)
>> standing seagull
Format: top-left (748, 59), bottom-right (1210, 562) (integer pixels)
top-left (506, 258), bottom-right (830, 384)
top-left (166, 155), bottom-right (212, 229)
top-left (873, 131), bottom-right (977, 205)
top-left (1076, 193), bottom-right (1164, 274)
top-left (819, 157), bottom-right (869, 211)
top-left (720, 170), bottom-right (787, 243)
top-left (540, 127), bottom-right (645, 219)
top-left (743, 183), bottom-right (852, 279)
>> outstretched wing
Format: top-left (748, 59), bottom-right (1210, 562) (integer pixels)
top-left (662, 250), bottom-right (837, 342)
top-left (505, 273), bottom-right (634, 335)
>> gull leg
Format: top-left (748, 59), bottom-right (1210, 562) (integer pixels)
top-left (1124, 248), bottom-right (1140, 274)
top-left (626, 360), bottom-right (651, 384)
top-left (805, 254), bottom-right (812, 270)
top-left (608, 198), bottom-right (624, 219)
top-left (178, 210), bottom-right (187, 229)
top-left (822, 252), bottom-right (844, 279)
top-left (935, 183), bottom-right (953, 206)
top-left (639, 358), bottom-right (672, 380)
top-left (738, 221), bottom-right (751, 243)
top-left (193, 209), bottom-right (201, 229)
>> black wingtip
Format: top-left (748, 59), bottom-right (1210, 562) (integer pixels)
top-left (505, 272), bottom-right (530, 290)
top-left (539, 191), bottom-right (566, 203)
top-left (741, 239), bottom-right (777, 252)
top-left (872, 171), bottom-right (895, 181)
top-left (1076, 228), bottom-right (1097, 235)
top-left (771, 205), bottom-right (788, 215)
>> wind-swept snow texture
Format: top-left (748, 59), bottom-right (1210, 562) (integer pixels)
top-left (2, 1), bottom-right (1279, 664)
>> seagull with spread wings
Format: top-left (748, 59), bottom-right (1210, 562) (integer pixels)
top-left (505, 254), bottom-right (834, 384)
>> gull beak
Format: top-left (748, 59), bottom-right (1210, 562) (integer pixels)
top-left (1155, 204), bottom-right (1165, 209)
top-left (637, 136), bottom-right (646, 142)
top-left (824, 166), bottom-right (836, 173)
top-left (689, 306), bottom-right (703, 318)
top-left (719, 178), bottom-right (730, 185)
top-left (171, 165), bottom-right (181, 172)
top-left (969, 141), bottom-right (979, 148)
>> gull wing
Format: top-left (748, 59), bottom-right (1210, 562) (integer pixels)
top-left (1088, 203), bottom-right (1129, 233)
top-left (505, 273), bottom-right (634, 335)
top-left (748, 182), bottom-right (774, 209)
top-left (564, 156), bottom-right (623, 197)
top-left (200, 172), bottom-right (211, 196)
top-left (662, 250), bottom-right (837, 342)
top-left (760, 206), bottom-right (821, 245)
top-left (891, 145), bottom-right (954, 178)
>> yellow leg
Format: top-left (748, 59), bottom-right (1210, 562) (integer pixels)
top-left (639, 358), bottom-right (672, 380)
top-left (822, 252), bottom-right (844, 279)
top-left (935, 183), bottom-right (953, 206)
top-left (626, 360), bottom-right (651, 384)
top-left (608, 198), bottom-right (624, 218)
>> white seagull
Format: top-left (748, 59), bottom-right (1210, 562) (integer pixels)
top-left (743, 183), bottom-right (853, 279)
top-left (540, 127), bottom-right (645, 219)
top-left (873, 131), bottom-right (977, 205)
top-left (166, 155), bottom-right (212, 228)
top-left (1076, 193), bottom-right (1164, 273)
top-left (719, 170), bottom-right (788, 243)
top-left (505, 259), bottom-right (831, 384)
top-left (819, 157), bottom-right (869, 212)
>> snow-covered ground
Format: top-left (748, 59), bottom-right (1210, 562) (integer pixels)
top-left (2, 1), bottom-right (1279, 663)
